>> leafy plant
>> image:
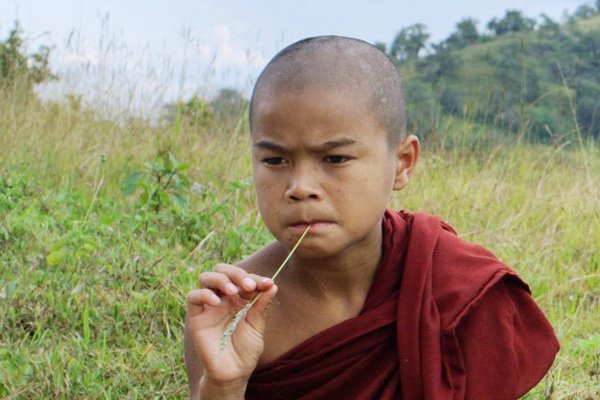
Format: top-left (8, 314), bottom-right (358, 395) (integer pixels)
top-left (122, 152), bottom-right (191, 213)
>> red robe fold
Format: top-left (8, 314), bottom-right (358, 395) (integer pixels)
top-left (246, 210), bottom-right (559, 399)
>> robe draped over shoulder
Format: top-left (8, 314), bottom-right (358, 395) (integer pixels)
top-left (246, 210), bottom-right (559, 399)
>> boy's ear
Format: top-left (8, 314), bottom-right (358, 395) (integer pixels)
top-left (393, 135), bottom-right (420, 190)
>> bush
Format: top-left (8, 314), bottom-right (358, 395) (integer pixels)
top-left (0, 22), bottom-right (55, 97)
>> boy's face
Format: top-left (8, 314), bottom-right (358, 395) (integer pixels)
top-left (251, 86), bottom-right (401, 258)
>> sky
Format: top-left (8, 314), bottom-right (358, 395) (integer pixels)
top-left (0, 0), bottom-right (591, 115)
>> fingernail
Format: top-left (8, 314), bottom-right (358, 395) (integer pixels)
top-left (226, 283), bottom-right (238, 294)
top-left (261, 277), bottom-right (272, 284)
top-left (210, 294), bottom-right (221, 305)
top-left (243, 277), bottom-right (256, 290)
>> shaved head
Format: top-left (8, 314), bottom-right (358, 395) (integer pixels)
top-left (249, 36), bottom-right (407, 146)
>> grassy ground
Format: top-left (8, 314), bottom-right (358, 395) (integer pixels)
top-left (1, 92), bottom-right (599, 399)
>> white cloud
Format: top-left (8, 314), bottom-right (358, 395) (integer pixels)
top-left (196, 24), bottom-right (267, 71)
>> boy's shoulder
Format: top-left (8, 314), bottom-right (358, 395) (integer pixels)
top-left (433, 218), bottom-right (528, 326)
top-left (392, 210), bottom-right (558, 397)
top-left (236, 240), bottom-right (288, 277)
top-left (391, 210), bottom-right (528, 325)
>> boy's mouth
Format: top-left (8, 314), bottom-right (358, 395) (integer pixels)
top-left (289, 220), bottom-right (333, 233)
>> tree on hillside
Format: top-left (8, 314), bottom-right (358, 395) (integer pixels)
top-left (538, 14), bottom-right (561, 32)
top-left (487, 10), bottom-right (536, 36)
top-left (445, 18), bottom-right (480, 49)
top-left (390, 23), bottom-right (430, 62)
top-left (0, 21), bottom-right (55, 95)
top-left (425, 44), bottom-right (459, 81)
top-left (574, 3), bottom-right (597, 19)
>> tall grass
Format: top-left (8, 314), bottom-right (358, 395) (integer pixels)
top-left (1, 70), bottom-right (599, 398)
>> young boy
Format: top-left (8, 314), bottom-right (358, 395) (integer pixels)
top-left (184, 36), bottom-right (559, 399)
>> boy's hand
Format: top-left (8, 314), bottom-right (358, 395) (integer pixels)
top-left (186, 263), bottom-right (277, 392)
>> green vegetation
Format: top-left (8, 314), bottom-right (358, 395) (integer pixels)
top-left (1, 5), bottom-right (599, 399)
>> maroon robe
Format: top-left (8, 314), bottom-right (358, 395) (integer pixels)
top-left (246, 210), bottom-right (559, 399)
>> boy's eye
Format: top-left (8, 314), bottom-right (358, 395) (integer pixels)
top-left (262, 157), bottom-right (287, 165)
top-left (324, 155), bottom-right (350, 164)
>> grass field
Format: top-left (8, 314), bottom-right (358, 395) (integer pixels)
top-left (1, 87), bottom-right (599, 399)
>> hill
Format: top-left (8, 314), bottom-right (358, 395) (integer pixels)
top-left (393, 12), bottom-right (600, 142)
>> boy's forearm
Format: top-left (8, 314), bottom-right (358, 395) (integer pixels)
top-left (193, 375), bottom-right (248, 400)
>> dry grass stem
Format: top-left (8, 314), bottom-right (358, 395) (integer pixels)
top-left (217, 225), bottom-right (311, 355)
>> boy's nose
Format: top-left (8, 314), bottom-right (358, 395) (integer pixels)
top-left (285, 168), bottom-right (321, 201)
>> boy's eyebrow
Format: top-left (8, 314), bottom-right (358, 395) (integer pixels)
top-left (253, 138), bottom-right (358, 152)
top-left (316, 138), bottom-right (358, 151)
top-left (253, 140), bottom-right (287, 152)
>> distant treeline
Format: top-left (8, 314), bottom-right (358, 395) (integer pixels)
top-left (379, 1), bottom-right (600, 141)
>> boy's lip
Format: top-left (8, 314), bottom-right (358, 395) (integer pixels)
top-left (288, 220), bottom-right (334, 232)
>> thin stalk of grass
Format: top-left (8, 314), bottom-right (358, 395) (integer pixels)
top-left (82, 158), bottom-right (106, 225)
top-left (183, 231), bottom-right (216, 264)
top-left (218, 225), bottom-right (311, 355)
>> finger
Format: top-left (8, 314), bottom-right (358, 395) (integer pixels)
top-left (186, 288), bottom-right (221, 307)
top-left (212, 264), bottom-right (260, 292)
top-left (236, 276), bottom-right (274, 300)
top-left (199, 271), bottom-right (240, 296)
top-left (249, 275), bottom-right (274, 291)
